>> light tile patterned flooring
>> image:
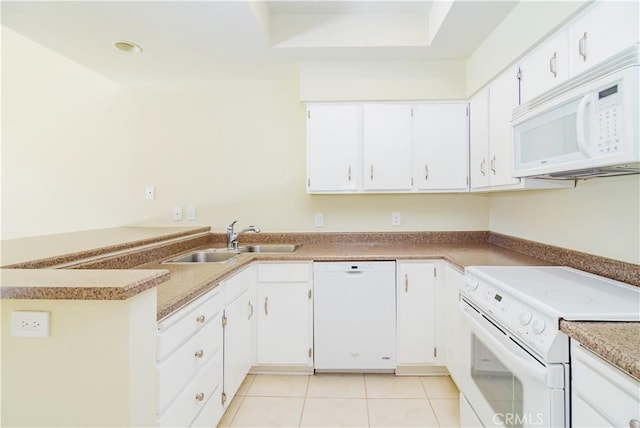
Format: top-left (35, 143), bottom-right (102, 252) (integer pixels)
top-left (218, 374), bottom-right (460, 427)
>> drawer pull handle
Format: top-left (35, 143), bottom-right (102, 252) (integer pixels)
top-left (579, 32), bottom-right (587, 61)
top-left (196, 315), bottom-right (205, 324)
top-left (195, 392), bottom-right (205, 402)
top-left (264, 297), bottom-right (269, 315)
top-left (248, 301), bottom-right (254, 319)
top-left (405, 274), bottom-right (409, 293)
top-left (549, 51), bottom-right (557, 78)
top-left (194, 349), bottom-right (204, 359)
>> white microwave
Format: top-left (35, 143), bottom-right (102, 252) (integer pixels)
top-left (513, 45), bottom-right (640, 179)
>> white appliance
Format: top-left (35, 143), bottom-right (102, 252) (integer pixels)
top-left (313, 261), bottom-right (396, 372)
top-left (513, 44), bottom-right (640, 180)
top-left (459, 266), bottom-right (640, 428)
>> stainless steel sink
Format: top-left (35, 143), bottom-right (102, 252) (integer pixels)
top-left (163, 243), bottom-right (300, 263)
top-left (165, 250), bottom-right (237, 263)
top-left (238, 244), bottom-right (300, 253)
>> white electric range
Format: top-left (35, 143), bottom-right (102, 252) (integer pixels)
top-left (458, 265), bottom-right (640, 428)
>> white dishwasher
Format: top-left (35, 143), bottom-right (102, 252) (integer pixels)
top-left (313, 261), bottom-right (396, 372)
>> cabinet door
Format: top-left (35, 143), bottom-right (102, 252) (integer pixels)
top-left (396, 262), bottom-right (437, 365)
top-left (569, 1), bottom-right (640, 76)
top-left (223, 288), bottom-right (252, 403)
top-left (306, 104), bottom-right (360, 192)
top-left (488, 67), bottom-right (521, 187)
top-left (415, 103), bottom-right (469, 191)
top-left (469, 88), bottom-right (490, 190)
top-left (519, 30), bottom-right (569, 104)
top-left (257, 283), bottom-right (312, 365)
top-left (443, 264), bottom-right (463, 386)
top-left (363, 104), bottom-right (413, 191)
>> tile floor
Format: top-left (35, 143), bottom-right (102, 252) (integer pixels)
top-left (218, 374), bottom-right (460, 427)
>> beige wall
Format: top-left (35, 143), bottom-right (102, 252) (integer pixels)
top-left (1, 289), bottom-right (157, 426)
top-left (125, 80), bottom-right (489, 233)
top-left (490, 177), bottom-right (640, 264)
top-left (1, 27), bottom-right (136, 240)
top-left (299, 60), bottom-right (467, 101)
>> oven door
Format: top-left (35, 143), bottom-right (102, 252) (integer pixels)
top-left (458, 299), bottom-right (568, 428)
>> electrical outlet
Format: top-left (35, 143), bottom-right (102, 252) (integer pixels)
top-left (12, 311), bottom-right (50, 337)
top-left (314, 213), bottom-right (324, 228)
top-left (391, 212), bottom-right (401, 226)
top-left (172, 206), bottom-right (183, 221)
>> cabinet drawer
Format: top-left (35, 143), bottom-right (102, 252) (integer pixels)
top-left (257, 263), bottom-right (311, 283)
top-left (157, 348), bottom-right (223, 427)
top-left (157, 286), bottom-right (223, 361)
top-left (224, 266), bottom-right (255, 306)
top-left (190, 381), bottom-right (226, 428)
top-left (157, 313), bottom-right (223, 414)
top-left (571, 342), bottom-right (640, 427)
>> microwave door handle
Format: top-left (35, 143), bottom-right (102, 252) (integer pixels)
top-left (576, 94), bottom-right (594, 158)
top-left (460, 303), bottom-right (550, 385)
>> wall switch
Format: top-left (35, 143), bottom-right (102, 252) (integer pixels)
top-left (314, 213), bottom-right (324, 228)
top-left (12, 311), bottom-right (50, 337)
top-left (172, 206), bottom-right (183, 221)
top-left (145, 185), bottom-right (155, 200)
top-left (391, 212), bottom-right (401, 226)
top-left (186, 206), bottom-right (196, 221)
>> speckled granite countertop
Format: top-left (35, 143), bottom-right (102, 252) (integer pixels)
top-left (2, 228), bottom-right (638, 378)
top-left (560, 320), bottom-right (640, 380)
top-left (140, 241), bottom-right (549, 320)
top-left (0, 268), bottom-right (170, 300)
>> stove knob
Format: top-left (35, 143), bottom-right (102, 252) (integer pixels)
top-left (532, 319), bottom-right (546, 334)
top-left (519, 311), bottom-right (532, 326)
top-left (466, 277), bottom-right (479, 291)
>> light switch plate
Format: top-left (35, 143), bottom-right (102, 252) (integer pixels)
top-left (172, 206), bottom-right (183, 221)
top-left (145, 185), bottom-right (155, 200)
top-left (186, 206), bottom-right (196, 221)
top-left (314, 213), bottom-right (324, 228)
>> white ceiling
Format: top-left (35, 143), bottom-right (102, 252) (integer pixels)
top-left (1, 0), bottom-right (519, 83)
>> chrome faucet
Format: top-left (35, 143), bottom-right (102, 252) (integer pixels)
top-left (226, 220), bottom-right (261, 250)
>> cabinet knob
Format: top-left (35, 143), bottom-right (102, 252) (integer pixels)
top-left (194, 349), bottom-right (204, 359)
top-left (630, 419), bottom-right (640, 428)
top-left (195, 392), bottom-right (205, 402)
top-left (196, 315), bottom-right (206, 324)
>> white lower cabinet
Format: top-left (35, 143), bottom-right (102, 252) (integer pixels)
top-left (396, 261), bottom-right (440, 372)
top-left (255, 262), bottom-right (313, 371)
top-left (443, 264), bottom-right (464, 387)
top-left (571, 340), bottom-right (640, 428)
top-left (156, 286), bottom-right (224, 427)
top-left (222, 266), bottom-right (256, 405)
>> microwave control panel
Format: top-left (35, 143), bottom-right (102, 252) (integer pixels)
top-left (596, 84), bottom-right (621, 154)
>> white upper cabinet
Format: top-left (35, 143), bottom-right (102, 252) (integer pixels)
top-left (363, 104), bottom-right (413, 191)
top-left (488, 67), bottom-right (521, 187)
top-left (306, 102), bottom-right (469, 194)
top-left (414, 103), bottom-right (469, 192)
top-left (569, 1), bottom-right (640, 76)
top-left (519, 30), bottom-right (569, 104)
top-left (306, 104), bottom-right (360, 193)
top-left (469, 88), bottom-right (490, 190)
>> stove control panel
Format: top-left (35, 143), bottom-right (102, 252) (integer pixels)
top-left (463, 272), bottom-right (562, 360)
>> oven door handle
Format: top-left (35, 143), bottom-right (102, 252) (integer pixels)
top-left (461, 303), bottom-right (550, 385)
